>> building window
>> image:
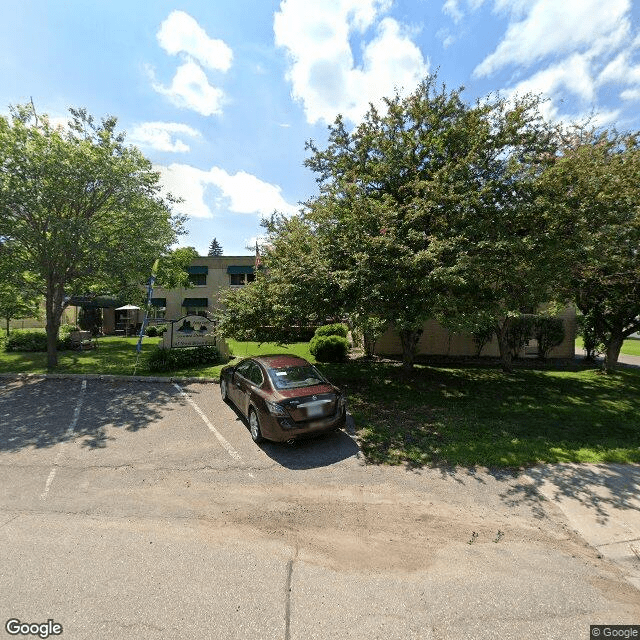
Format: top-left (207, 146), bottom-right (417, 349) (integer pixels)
top-left (184, 306), bottom-right (208, 317)
top-left (188, 273), bottom-right (207, 286)
top-left (182, 298), bottom-right (209, 317)
top-left (227, 265), bottom-right (255, 286)
top-left (230, 273), bottom-right (255, 286)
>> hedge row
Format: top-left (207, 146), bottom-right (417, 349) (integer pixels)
top-left (5, 327), bottom-right (78, 352)
top-left (147, 345), bottom-right (223, 372)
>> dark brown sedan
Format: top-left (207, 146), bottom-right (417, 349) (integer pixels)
top-left (219, 355), bottom-right (347, 443)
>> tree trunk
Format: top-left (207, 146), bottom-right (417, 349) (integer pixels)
top-left (5, 316), bottom-right (9, 337)
top-left (495, 320), bottom-right (514, 374)
top-left (399, 328), bottom-right (422, 372)
top-left (363, 331), bottom-right (376, 358)
top-left (603, 335), bottom-right (623, 373)
top-left (45, 280), bottom-right (64, 369)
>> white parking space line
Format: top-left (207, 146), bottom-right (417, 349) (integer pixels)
top-left (173, 383), bottom-right (242, 462)
top-left (40, 379), bottom-right (87, 501)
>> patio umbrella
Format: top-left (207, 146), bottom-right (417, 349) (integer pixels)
top-left (115, 305), bottom-right (141, 335)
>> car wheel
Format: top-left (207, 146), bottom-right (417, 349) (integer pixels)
top-left (249, 409), bottom-right (264, 443)
top-left (220, 378), bottom-right (228, 401)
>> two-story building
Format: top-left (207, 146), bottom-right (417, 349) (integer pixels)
top-left (149, 255), bottom-right (256, 321)
top-left (69, 255), bottom-right (256, 335)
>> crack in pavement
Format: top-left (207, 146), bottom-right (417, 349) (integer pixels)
top-left (284, 544), bottom-right (299, 640)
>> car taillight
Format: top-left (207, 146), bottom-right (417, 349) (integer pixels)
top-left (265, 400), bottom-right (287, 416)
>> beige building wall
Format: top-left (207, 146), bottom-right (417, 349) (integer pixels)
top-left (152, 255), bottom-right (256, 320)
top-left (375, 306), bottom-right (576, 359)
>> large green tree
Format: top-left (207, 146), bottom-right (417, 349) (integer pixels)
top-left (0, 104), bottom-right (186, 367)
top-left (304, 81), bottom-right (558, 371)
top-left (220, 79), bottom-right (559, 372)
top-left (545, 128), bottom-right (640, 372)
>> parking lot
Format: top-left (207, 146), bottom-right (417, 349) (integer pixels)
top-left (1, 377), bottom-right (639, 639)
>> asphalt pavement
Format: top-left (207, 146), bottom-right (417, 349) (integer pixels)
top-left (0, 376), bottom-right (639, 640)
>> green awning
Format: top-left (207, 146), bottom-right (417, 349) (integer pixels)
top-left (227, 266), bottom-right (254, 274)
top-left (68, 295), bottom-right (122, 309)
top-left (187, 266), bottom-right (209, 274)
top-left (150, 298), bottom-right (166, 307)
top-left (182, 298), bottom-right (208, 307)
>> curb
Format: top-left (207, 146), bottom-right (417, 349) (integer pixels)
top-left (0, 373), bottom-right (219, 384)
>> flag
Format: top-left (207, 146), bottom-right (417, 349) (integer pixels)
top-left (136, 259), bottom-right (159, 353)
top-left (255, 241), bottom-right (261, 269)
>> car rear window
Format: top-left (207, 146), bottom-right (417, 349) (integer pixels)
top-left (267, 365), bottom-right (326, 390)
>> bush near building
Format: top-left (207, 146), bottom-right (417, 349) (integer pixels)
top-left (309, 324), bottom-right (350, 362)
top-left (147, 345), bottom-right (223, 372)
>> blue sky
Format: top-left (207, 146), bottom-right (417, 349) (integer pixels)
top-left (2, 0), bottom-right (639, 256)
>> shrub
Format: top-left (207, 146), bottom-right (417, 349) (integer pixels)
top-left (534, 317), bottom-right (565, 360)
top-left (309, 334), bottom-right (349, 362)
top-left (147, 345), bottom-right (222, 372)
top-left (506, 316), bottom-right (536, 359)
top-left (472, 325), bottom-right (495, 357)
top-left (314, 323), bottom-right (349, 338)
top-left (145, 325), bottom-right (159, 337)
top-left (6, 330), bottom-right (48, 352)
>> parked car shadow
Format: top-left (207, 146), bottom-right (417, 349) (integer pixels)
top-left (260, 430), bottom-right (361, 470)
top-left (223, 399), bottom-right (361, 469)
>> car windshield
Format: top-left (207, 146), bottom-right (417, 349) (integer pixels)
top-left (267, 365), bottom-right (326, 390)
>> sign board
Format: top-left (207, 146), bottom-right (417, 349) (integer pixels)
top-left (162, 315), bottom-right (217, 349)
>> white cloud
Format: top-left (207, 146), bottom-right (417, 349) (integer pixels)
top-left (150, 61), bottom-right (225, 117)
top-left (442, 0), bottom-right (464, 22)
top-left (442, 0), bottom-right (486, 22)
top-left (129, 122), bottom-right (201, 153)
top-left (157, 11), bottom-right (233, 72)
top-left (506, 53), bottom-right (596, 106)
top-left (157, 164), bottom-right (299, 219)
top-left (474, 0), bottom-right (631, 78)
top-left (273, 0), bottom-right (428, 125)
top-left (621, 88), bottom-right (640, 102)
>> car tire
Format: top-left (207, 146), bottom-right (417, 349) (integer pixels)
top-left (249, 408), bottom-right (264, 443)
top-left (220, 378), bottom-right (228, 401)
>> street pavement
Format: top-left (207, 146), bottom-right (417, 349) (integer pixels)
top-left (0, 376), bottom-right (639, 640)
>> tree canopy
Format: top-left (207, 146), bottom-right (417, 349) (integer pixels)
top-left (0, 104), bottom-right (186, 367)
top-left (221, 79), bottom-right (560, 371)
top-left (543, 128), bottom-right (640, 372)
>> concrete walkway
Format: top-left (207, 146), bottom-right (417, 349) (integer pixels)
top-left (525, 463), bottom-right (640, 590)
top-left (619, 353), bottom-right (640, 367)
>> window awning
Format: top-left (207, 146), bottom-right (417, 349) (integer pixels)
top-left (67, 295), bottom-right (122, 309)
top-left (227, 265), bottom-right (254, 274)
top-left (187, 266), bottom-right (209, 274)
top-left (150, 298), bottom-right (166, 307)
top-left (182, 298), bottom-right (208, 307)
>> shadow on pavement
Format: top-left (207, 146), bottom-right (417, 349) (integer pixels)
top-left (224, 399), bottom-right (360, 469)
top-left (518, 463), bottom-right (640, 526)
top-left (260, 430), bottom-right (361, 470)
top-left (0, 377), bottom-right (177, 452)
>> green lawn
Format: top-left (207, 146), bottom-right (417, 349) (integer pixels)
top-left (575, 336), bottom-right (640, 357)
top-left (2, 332), bottom-right (639, 468)
top-left (0, 335), bottom-right (314, 379)
top-left (321, 361), bottom-right (640, 468)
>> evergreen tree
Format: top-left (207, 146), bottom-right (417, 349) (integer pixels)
top-left (208, 238), bottom-right (223, 256)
